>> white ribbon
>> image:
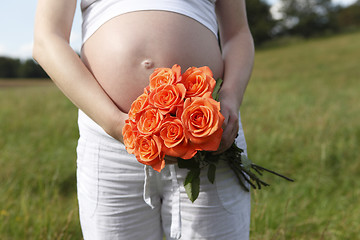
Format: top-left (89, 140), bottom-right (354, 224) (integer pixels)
top-left (169, 165), bottom-right (182, 239)
top-left (143, 165), bottom-right (182, 239)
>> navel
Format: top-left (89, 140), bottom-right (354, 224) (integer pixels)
top-left (141, 59), bottom-right (154, 69)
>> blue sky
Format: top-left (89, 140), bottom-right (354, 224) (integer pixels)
top-left (0, 0), bottom-right (356, 60)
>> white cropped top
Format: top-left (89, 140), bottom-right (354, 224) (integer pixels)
top-left (81, 0), bottom-right (218, 43)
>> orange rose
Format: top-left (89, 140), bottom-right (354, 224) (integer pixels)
top-left (149, 64), bottom-right (181, 91)
top-left (149, 83), bottom-right (186, 115)
top-left (135, 134), bottom-right (165, 172)
top-left (136, 107), bottom-right (164, 135)
top-left (122, 119), bottom-right (138, 154)
top-left (160, 116), bottom-right (197, 159)
top-left (181, 66), bottom-right (216, 98)
top-left (181, 97), bottom-right (224, 151)
top-left (128, 92), bottom-right (149, 121)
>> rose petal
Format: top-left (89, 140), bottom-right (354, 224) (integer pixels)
top-left (181, 97), bottom-right (224, 151)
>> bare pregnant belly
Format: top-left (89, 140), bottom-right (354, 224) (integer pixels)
top-left (81, 11), bottom-right (224, 113)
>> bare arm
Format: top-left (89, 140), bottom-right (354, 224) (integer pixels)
top-left (215, 0), bottom-right (255, 153)
top-left (33, 0), bottom-right (126, 141)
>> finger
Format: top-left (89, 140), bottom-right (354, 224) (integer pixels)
top-left (164, 155), bottom-right (178, 164)
top-left (214, 116), bottom-right (239, 154)
top-left (223, 118), bottom-right (238, 143)
top-left (165, 160), bottom-right (177, 165)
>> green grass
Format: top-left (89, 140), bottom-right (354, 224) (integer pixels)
top-left (0, 84), bottom-right (80, 239)
top-left (244, 32), bottom-right (360, 239)
top-left (0, 31), bottom-right (359, 239)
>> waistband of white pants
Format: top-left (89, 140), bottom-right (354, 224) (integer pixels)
top-left (77, 109), bottom-right (123, 145)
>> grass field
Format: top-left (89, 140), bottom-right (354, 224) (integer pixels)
top-left (1, 32), bottom-right (359, 239)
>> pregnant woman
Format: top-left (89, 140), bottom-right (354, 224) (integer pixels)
top-left (33, 0), bottom-right (254, 239)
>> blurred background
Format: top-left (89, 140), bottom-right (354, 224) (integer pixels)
top-left (1, 0), bottom-right (359, 239)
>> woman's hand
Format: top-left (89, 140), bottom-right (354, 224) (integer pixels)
top-left (213, 90), bottom-right (241, 154)
top-left (103, 110), bottom-right (128, 143)
top-left (164, 156), bottom-right (178, 165)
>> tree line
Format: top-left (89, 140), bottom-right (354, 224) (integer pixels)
top-left (248, 0), bottom-right (360, 45)
top-left (0, 57), bottom-right (48, 78)
top-left (1, 0), bottom-right (360, 79)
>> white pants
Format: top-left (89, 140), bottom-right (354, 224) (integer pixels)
top-left (76, 110), bottom-right (250, 240)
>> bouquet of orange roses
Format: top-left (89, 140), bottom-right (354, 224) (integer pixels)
top-left (123, 64), bottom-right (293, 202)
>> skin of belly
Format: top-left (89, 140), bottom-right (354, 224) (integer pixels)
top-left (81, 11), bottom-right (224, 113)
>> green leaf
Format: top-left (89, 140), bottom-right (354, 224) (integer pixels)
top-left (184, 169), bottom-right (201, 202)
top-left (212, 78), bottom-right (223, 101)
top-left (207, 164), bottom-right (216, 184)
top-left (184, 168), bottom-right (200, 185)
top-left (184, 175), bottom-right (200, 203)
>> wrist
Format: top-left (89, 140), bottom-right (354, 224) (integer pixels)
top-left (218, 88), bottom-right (242, 109)
top-left (103, 108), bottom-right (127, 142)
